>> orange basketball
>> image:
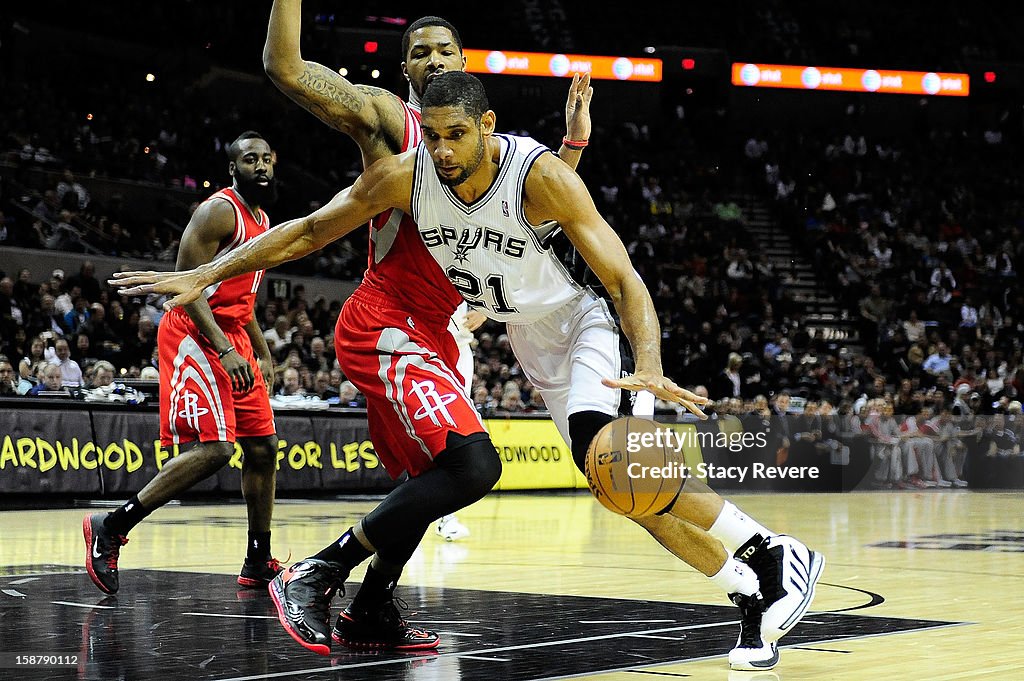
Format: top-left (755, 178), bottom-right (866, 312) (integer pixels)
top-left (584, 416), bottom-right (685, 518)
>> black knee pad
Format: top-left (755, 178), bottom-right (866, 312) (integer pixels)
top-left (568, 411), bottom-right (616, 473)
top-left (436, 431), bottom-right (502, 498)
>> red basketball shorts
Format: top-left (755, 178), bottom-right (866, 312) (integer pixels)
top-left (157, 309), bottom-right (275, 447)
top-left (335, 290), bottom-right (484, 478)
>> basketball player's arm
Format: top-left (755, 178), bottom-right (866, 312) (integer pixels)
top-left (176, 200), bottom-right (256, 393)
top-left (112, 154), bottom-right (415, 309)
top-left (244, 315), bottom-right (275, 396)
top-left (263, 0), bottom-right (408, 155)
top-left (524, 155), bottom-right (708, 418)
top-left (558, 73), bottom-right (594, 170)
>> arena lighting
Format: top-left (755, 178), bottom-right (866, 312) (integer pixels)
top-left (364, 41), bottom-right (378, 53)
top-left (339, 67), bottom-right (349, 77)
top-left (371, 69), bottom-right (380, 79)
top-left (464, 48), bottom-right (662, 82)
top-left (732, 62), bottom-right (969, 96)
top-left (682, 58), bottom-right (696, 70)
top-left (984, 71), bottom-right (996, 83)
top-left (145, 73), bottom-right (156, 82)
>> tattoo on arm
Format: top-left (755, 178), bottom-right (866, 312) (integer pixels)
top-left (296, 63), bottom-right (364, 112)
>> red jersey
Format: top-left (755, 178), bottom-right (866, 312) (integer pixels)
top-left (201, 187), bottom-right (268, 328)
top-left (361, 101), bottom-right (462, 324)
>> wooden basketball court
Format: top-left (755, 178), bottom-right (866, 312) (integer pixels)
top-left (1, 490), bottom-right (1020, 680)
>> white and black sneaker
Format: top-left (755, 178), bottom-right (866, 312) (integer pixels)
top-left (435, 515), bottom-right (470, 541)
top-left (744, 535), bottom-right (825, 644)
top-left (728, 591), bottom-right (780, 671)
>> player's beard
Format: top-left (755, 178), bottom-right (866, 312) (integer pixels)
top-left (236, 174), bottom-right (279, 208)
top-left (437, 137), bottom-right (485, 188)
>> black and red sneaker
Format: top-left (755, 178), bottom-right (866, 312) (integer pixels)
top-left (332, 598), bottom-right (440, 651)
top-left (238, 556), bottom-right (285, 588)
top-left (268, 559), bottom-right (347, 656)
top-left (83, 514), bottom-right (128, 594)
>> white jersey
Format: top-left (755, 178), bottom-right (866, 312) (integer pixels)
top-left (411, 134), bottom-right (581, 323)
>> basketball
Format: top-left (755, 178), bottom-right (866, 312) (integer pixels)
top-left (585, 416), bottom-right (684, 518)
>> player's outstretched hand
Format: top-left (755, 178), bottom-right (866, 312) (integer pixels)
top-left (565, 72), bottom-right (593, 143)
top-left (464, 309), bottom-right (488, 332)
top-left (109, 270), bottom-right (207, 310)
top-left (603, 372), bottom-right (710, 420)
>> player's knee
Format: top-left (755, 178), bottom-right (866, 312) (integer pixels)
top-left (438, 432), bottom-right (502, 499)
top-left (568, 411), bottom-right (616, 473)
top-left (194, 440), bottom-right (234, 467)
top-left (240, 436), bottom-right (278, 470)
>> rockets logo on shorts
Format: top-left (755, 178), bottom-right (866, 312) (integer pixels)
top-left (410, 379), bottom-right (458, 427)
top-left (177, 390), bottom-right (211, 430)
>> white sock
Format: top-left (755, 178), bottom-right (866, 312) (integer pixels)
top-left (709, 557), bottom-right (760, 597)
top-left (707, 501), bottom-right (773, 555)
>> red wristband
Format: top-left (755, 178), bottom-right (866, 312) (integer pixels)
top-left (562, 136), bottom-right (589, 150)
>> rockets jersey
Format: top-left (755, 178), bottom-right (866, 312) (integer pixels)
top-left (361, 99), bottom-right (463, 323)
top-left (410, 134), bottom-right (581, 323)
top-left (201, 187), bottom-right (268, 328)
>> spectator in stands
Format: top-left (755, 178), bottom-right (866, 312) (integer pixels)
top-left (80, 302), bottom-right (121, 360)
top-left (923, 342), bottom-right (954, 381)
top-left (25, 293), bottom-right (65, 339)
top-left (28, 363), bottom-right (64, 396)
top-left (951, 384), bottom-right (972, 416)
top-left (985, 414), bottom-right (1020, 457)
top-left (902, 310), bottom-right (926, 344)
top-left (43, 210), bottom-right (85, 251)
top-left (18, 335), bottom-right (47, 381)
top-left (66, 261), bottom-right (102, 304)
top-left (120, 315), bottom-right (157, 370)
top-left (893, 379), bottom-right (921, 415)
top-left (929, 262), bottom-right (957, 304)
top-left (63, 295), bottom-right (91, 334)
top-left (306, 336), bottom-right (331, 374)
top-left (312, 370), bottom-right (334, 400)
top-left (262, 314), bottom-right (290, 352)
top-left (712, 352), bottom-right (746, 399)
top-left (52, 272), bottom-right (72, 314)
top-left (0, 276), bottom-right (23, 341)
top-left (72, 333), bottom-right (100, 370)
top-left (56, 169), bottom-right (90, 211)
top-left (49, 337), bottom-right (83, 387)
top-left (277, 367), bottom-right (305, 397)
top-left (32, 190), bottom-right (60, 223)
top-left (337, 380), bottom-right (365, 408)
top-left (12, 268), bottom-right (37, 309)
top-left (0, 358), bottom-right (17, 396)
top-left (858, 284), bottom-right (890, 352)
top-left (90, 360), bottom-right (116, 388)
top-left (960, 296), bottom-right (979, 330)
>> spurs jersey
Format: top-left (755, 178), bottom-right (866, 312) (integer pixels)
top-left (362, 100), bottom-right (463, 322)
top-left (202, 187), bottom-right (268, 328)
top-left (411, 134), bottom-right (580, 323)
